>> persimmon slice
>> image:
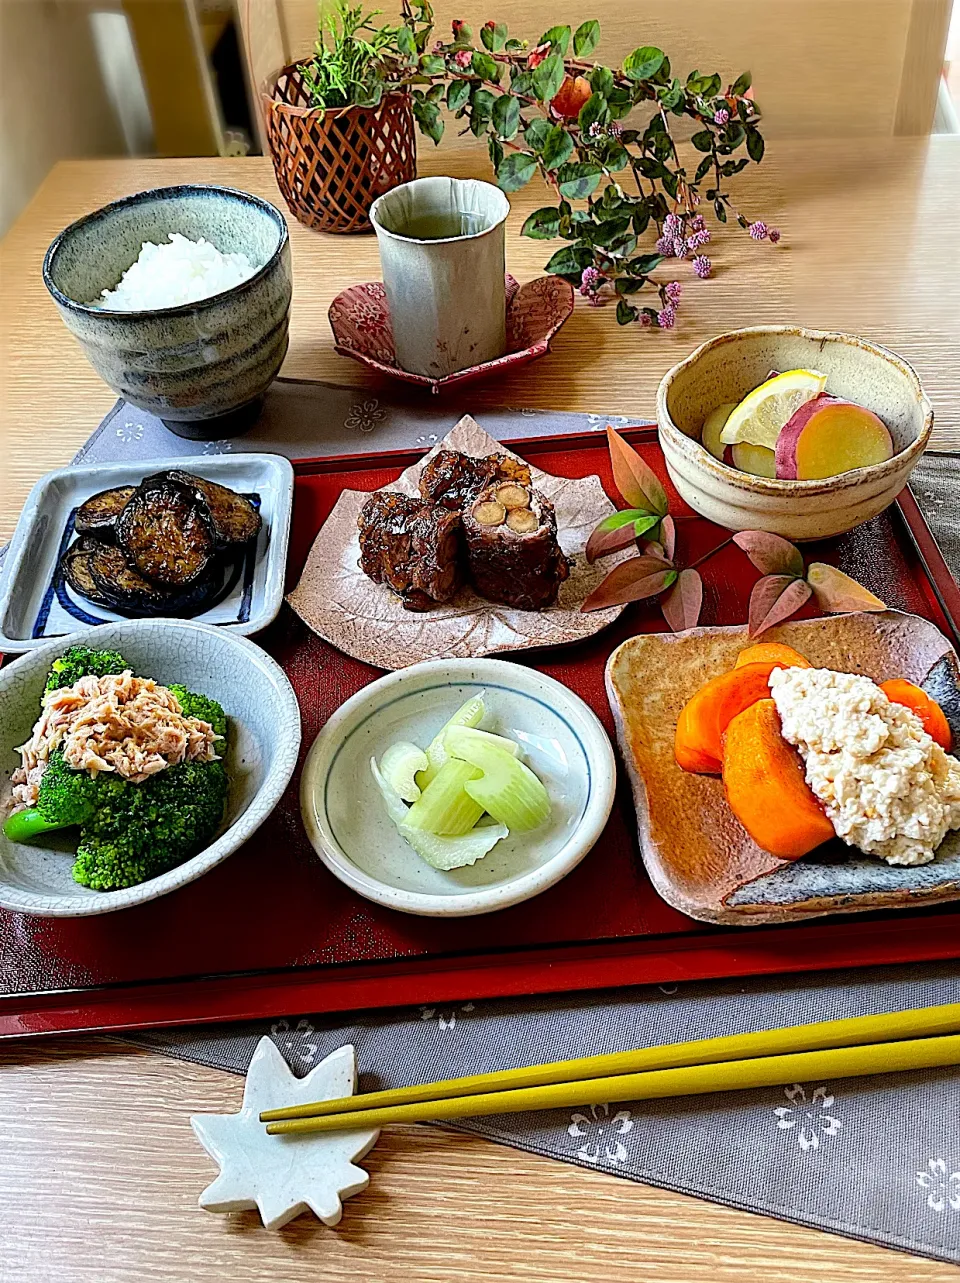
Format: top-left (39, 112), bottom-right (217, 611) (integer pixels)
top-left (880, 679), bottom-right (952, 751)
top-left (722, 699), bottom-right (835, 858)
top-left (734, 642), bottom-right (811, 670)
top-left (675, 660), bottom-right (785, 771)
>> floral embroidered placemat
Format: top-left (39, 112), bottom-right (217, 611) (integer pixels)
top-left (3, 379), bottom-right (959, 1262)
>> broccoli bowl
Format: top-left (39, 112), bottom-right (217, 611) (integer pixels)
top-left (0, 619), bottom-right (300, 915)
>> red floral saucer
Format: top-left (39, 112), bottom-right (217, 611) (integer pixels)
top-left (327, 274), bottom-right (575, 394)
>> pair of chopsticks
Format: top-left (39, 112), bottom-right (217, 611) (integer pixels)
top-left (261, 1001), bottom-right (960, 1136)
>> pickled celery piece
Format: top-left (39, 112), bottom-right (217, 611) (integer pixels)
top-left (415, 693), bottom-right (486, 790)
top-left (404, 758), bottom-right (484, 836)
top-left (446, 728), bottom-right (550, 832)
top-left (446, 726), bottom-right (520, 758)
top-left (379, 741), bottom-right (430, 802)
top-left (370, 758), bottom-right (507, 869)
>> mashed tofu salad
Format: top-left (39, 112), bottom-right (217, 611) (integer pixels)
top-left (674, 639), bottom-right (960, 866)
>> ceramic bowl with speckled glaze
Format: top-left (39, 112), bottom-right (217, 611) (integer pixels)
top-left (300, 658), bottom-right (617, 917)
top-left (43, 185), bottom-right (292, 440)
top-left (656, 327), bottom-right (933, 540)
top-left (0, 619), bottom-right (301, 916)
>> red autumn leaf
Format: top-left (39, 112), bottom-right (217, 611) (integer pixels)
top-left (660, 514), bottom-right (677, 562)
top-left (581, 556), bottom-right (677, 612)
top-left (733, 530), bottom-right (804, 578)
top-left (748, 574), bottom-right (813, 637)
top-left (806, 563), bottom-right (886, 614)
top-left (661, 568), bottom-right (703, 632)
top-left (606, 426), bottom-right (669, 515)
top-left (585, 510), bottom-right (659, 563)
top-left (744, 577), bottom-right (816, 636)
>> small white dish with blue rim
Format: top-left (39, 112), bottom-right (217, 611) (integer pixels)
top-left (0, 452), bottom-right (293, 653)
top-left (300, 657), bottom-right (617, 917)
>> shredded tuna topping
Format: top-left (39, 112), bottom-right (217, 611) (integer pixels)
top-left (769, 666), bottom-right (960, 867)
top-left (9, 671), bottom-right (220, 809)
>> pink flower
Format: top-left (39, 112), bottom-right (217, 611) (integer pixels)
top-left (768, 227), bottom-right (781, 244)
top-left (748, 220), bottom-right (768, 240)
top-left (657, 306), bottom-right (676, 329)
top-left (454, 49), bottom-right (473, 69)
top-left (655, 235), bottom-right (674, 257)
top-left (672, 237), bottom-right (687, 259)
top-left (663, 213), bottom-right (681, 236)
top-left (579, 266), bottom-right (603, 298)
top-left (588, 121), bottom-right (603, 137)
top-left (686, 229), bottom-right (711, 250)
top-left (692, 254), bottom-right (712, 278)
top-left (713, 108), bottom-right (730, 125)
top-left (664, 281), bottom-right (682, 305)
top-left (690, 214), bottom-right (706, 232)
top-left (607, 122), bottom-right (623, 138)
top-left (640, 312), bottom-right (653, 327)
top-left (527, 42), bottom-right (550, 68)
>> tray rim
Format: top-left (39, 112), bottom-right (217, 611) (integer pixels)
top-left (2, 426), bottom-right (959, 1038)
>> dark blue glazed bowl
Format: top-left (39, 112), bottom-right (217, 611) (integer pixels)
top-left (43, 185), bottom-right (292, 439)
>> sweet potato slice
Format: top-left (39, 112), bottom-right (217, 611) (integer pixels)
top-left (674, 660), bottom-right (786, 771)
top-left (734, 642), bottom-right (811, 670)
top-left (722, 699), bottom-right (835, 858)
top-left (880, 679), bottom-right (952, 751)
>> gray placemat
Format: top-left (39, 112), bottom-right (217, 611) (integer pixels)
top-left (4, 380), bottom-right (960, 1262)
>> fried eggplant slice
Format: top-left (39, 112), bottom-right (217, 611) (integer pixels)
top-left (62, 540), bottom-right (110, 605)
top-left (116, 475), bottom-right (215, 586)
top-left (87, 543), bottom-right (175, 613)
top-left (165, 470), bottom-right (261, 547)
top-left (74, 485), bottom-right (136, 538)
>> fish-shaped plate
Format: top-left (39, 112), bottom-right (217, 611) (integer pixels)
top-left (605, 610), bottom-right (960, 925)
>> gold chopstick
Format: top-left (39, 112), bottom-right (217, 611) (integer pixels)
top-left (264, 1033), bottom-right (960, 1135)
top-left (260, 1000), bottom-right (960, 1124)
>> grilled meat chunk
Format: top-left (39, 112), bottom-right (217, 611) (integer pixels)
top-left (74, 486), bottom-right (136, 539)
top-left (418, 450), bottom-right (532, 509)
top-left (358, 491), bottom-right (463, 611)
top-left (463, 481), bottom-right (570, 610)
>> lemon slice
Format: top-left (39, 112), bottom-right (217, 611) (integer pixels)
top-left (719, 369), bottom-right (827, 449)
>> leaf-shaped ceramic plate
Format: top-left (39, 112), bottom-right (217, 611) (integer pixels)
top-left (605, 610), bottom-right (960, 925)
top-left (287, 416), bottom-right (625, 670)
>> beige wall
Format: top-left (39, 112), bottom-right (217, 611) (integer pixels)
top-left (259, 0), bottom-right (950, 137)
top-left (0, 0), bottom-right (127, 237)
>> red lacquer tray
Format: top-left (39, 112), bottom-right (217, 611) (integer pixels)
top-left (2, 427), bottom-right (959, 1040)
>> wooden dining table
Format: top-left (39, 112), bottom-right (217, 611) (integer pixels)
top-left (1, 139), bottom-right (959, 1281)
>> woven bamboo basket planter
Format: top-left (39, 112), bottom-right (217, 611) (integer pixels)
top-left (262, 63), bottom-right (417, 234)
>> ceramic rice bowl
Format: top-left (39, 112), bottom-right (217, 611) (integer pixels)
top-left (42, 185), bottom-right (292, 439)
top-left (656, 326), bottom-right (932, 540)
top-left (0, 619), bottom-right (301, 916)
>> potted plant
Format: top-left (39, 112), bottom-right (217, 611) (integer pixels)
top-left (264, 6), bottom-right (776, 328)
top-left (262, 1), bottom-right (432, 234)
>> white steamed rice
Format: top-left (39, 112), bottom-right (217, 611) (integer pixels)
top-left (95, 232), bottom-right (257, 310)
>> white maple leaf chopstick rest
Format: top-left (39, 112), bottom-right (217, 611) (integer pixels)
top-left (190, 1037), bottom-right (379, 1230)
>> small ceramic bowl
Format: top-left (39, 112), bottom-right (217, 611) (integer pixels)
top-left (43, 185), bottom-right (292, 440)
top-left (0, 619), bottom-right (301, 916)
top-left (656, 326), bottom-right (933, 540)
top-left (300, 658), bottom-right (617, 917)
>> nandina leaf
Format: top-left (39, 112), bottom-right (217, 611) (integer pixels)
top-left (806, 563), bottom-right (886, 614)
top-left (661, 568), bottom-right (703, 632)
top-left (748, 574), bottom-right (812, 638)
top-left (660, 513), bottom-right (676, 562)
top-left (581, 556), bottom-right (676, 612)
top-left (606, 427), bottom-right (669, 515)
top-left (733, 530), bottom-right (804, 577)
top-left (585, 509), bottom-right (660, 562)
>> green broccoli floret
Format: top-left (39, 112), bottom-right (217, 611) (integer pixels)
top-left (3, 680), bottom-right (229, 891)
top-left (45, 644), bottom-right (128, 694)
top-left (168, 684), bottom-right (227, 739)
